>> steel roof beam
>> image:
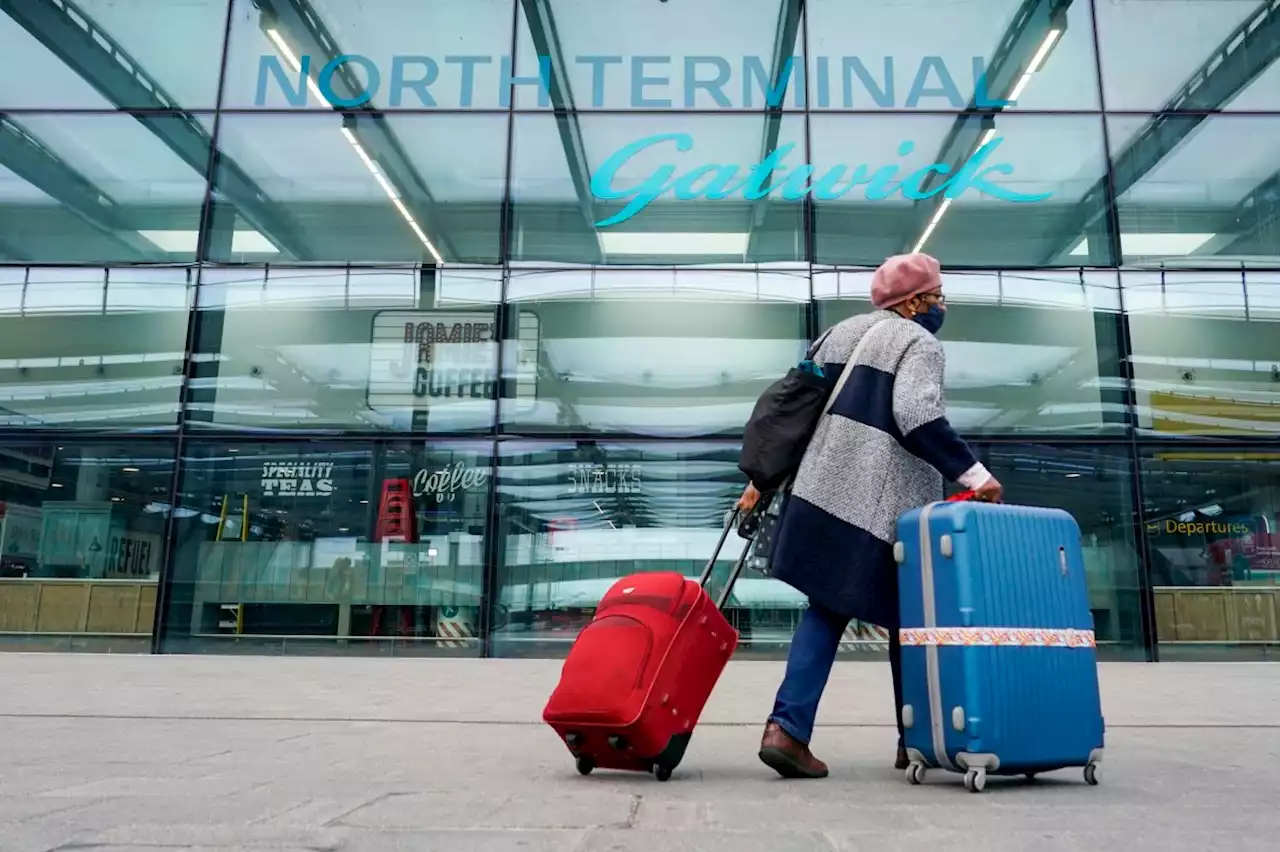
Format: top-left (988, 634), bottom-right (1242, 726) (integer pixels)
top-left (1205, 165), bottom-right (1280, 258)
top-left (0, 115), bottom-right (157, 259)
top-left (1046, 0), bottom-right (1280, 264)
top-left (519, 0), bottom-right (601, 262)
top-left (254, 0), bottom-right (459, 263)
top-left (0, 0), bottom-right (310, 260)
top-left (908, 0), bottom-right (1074, 254)
top-left (746, 0), bottom-right (805, 260)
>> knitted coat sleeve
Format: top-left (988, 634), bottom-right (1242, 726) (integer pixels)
top-left (890, 333), bottom-right (979, 482)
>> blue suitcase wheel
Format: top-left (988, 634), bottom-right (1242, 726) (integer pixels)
top-left (1084, 763), bottom-right (1099, 786)
top-left (906, 763), bottom-right (926, 785)
top-left (963, 769), bottom-right (986, 793)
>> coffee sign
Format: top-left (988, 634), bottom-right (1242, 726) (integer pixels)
top-left (413, 461), bottom-right (489, 504)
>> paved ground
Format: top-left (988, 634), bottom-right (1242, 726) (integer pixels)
top-left (2, 656), bottom-right (1279, 852)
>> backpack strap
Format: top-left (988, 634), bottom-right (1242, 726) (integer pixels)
top-left (821, 318), bottom-right (893, 417)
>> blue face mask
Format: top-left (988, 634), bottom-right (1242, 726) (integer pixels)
top-left (913, 303), bottom-right (946, 335)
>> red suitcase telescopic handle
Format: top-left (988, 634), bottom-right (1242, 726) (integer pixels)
top-left (699, 508), bottom-right (753, 612)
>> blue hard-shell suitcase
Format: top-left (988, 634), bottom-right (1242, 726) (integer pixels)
top-left (894, 500), bottom-right (1105, 793)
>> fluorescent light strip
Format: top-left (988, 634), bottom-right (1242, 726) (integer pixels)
top-left (598, 232), bottom-right (749, 255)
top-left (912, 124), bottom-right (994, 253)
top-left (1007, 28), bottom-right (1061, 105)
top-left (265, 28), bottom-right (331, 108)
top-left (912, 197), bottom-right (953, 253)
top-left (269, 30), bottom-right (443, 265)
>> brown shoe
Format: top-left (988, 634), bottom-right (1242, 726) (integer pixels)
top-left (895, 744), bottom-right (909, 770)
top-left (758, 721), bottom-right (829, 779)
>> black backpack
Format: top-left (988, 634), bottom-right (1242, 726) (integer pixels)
top-left (737, 319), bottom-right (889, 492)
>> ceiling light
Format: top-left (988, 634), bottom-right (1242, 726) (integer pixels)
top-left (138, 230), bottom-right (279, 255)
top-left (1199, 504), bottom-right (1224, 517)
top-left (1008, 28), bottom-right (1062, 104)
top-left (1065, 473), bottom-right (1081, 478)
top-left (912, 196), bottom-right (953, 253)
top-left (122, 466), bottom-right (139, 473)
top-left (338, 128), bottom-right (444, 264)
top-left (1070, 233), bottom-right (1217, 258)
top-left (267, 30), bottom-right (444, 264)
top-left (265, 27), bottom-right (331, 108)
top-left (51, 482), bottom-right (63, 488)
top-left (599, 232), bottom-right (749, 256)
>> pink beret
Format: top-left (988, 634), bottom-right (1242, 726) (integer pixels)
top-left (870, 253), bottom-right (942, 309)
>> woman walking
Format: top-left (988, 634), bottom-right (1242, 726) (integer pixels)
top-left (738, 252), bottom-right (1003, 779)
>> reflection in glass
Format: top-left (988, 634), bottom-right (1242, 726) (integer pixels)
top-left (0, 440), bottom-right (175, 652)
top-left (807, 0), bottom-right (1100, 111)
top-left (160, 440), bottom-right (491, 655)
top-left (0, 113), bottom-right (212, 264)
top-left (513, 0), bottom-right (799, 110)
top-left (1142, 449), bottom-right (1280, 659)
top-left (500, 269), bottom-right (809, 437)
top-left (1106, 115), bottom-right (1280, 267)
top-left (815, 269), bottom-right (1124, 435)
top-left (0, 0), bottom-right (229, 109)
top-left (1124, 271), bottom-right (1280, 437)
top-left (0, 268), bottom-right (190, 429)
top-left (188, 266), bottom-right (500, 433)
top-left (206, 114), bottom-right (507, 264)
top-left (508, 113), bottom-right (807, 265)
top-left (1095, 0), bottom-right (1277, 112)
top-left (492, 441), bottom-right (809, 657)
top-left (810, 114), bottom-right (1113, 267)
top-left (222, 0), bottom-right (516, 110)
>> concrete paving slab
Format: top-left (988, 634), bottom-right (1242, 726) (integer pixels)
top-left (0, 656), bottom-right (1277, 851)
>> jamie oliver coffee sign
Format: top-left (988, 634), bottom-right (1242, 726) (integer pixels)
top-left (367, 311), bottom-right (539, 419)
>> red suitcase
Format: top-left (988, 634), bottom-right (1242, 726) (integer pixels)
top-left (543, 510), bottom-right (749, 781)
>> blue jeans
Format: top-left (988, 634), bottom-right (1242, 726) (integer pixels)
top-left (769, 602), bottom-right (904, 746)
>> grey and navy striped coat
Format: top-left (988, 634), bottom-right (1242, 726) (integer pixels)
top-left (769, 309), bottom-right (988, 630)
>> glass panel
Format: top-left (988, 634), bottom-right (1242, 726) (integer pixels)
top-left (1142, 448), bottom-right (1280, 660)
top-left (509, 113), bottom-right (807, 265)
top-left (810, 114), bottom-right (1113, 267)
top-left (501, 268), bottom-right (809, 437)
top-left (1106, 115), bottom-right (1280, 268)
top-left (0, 267), bottom-right (190, 430)
top-left (0, 0), bottom-right (228, 109)
top-left (205, 113), bottom-right (507, 264)
top-left (222, 0), bottom-right (515, 110)
top-left (807, 0), bottom-right (1099, 111)
top-left (0, 113), bottom-right (212, 264)
top-left (974, 443), bottom-right (1143, 658)
top-left (1096, 0), bottom-right (1278, 112)
top-left (814, 269), bottom-right (1125, 435)
top-left (1124, 271), bottom-right (1280, 437)
top-left (159, 439), bottom-right (491, 656)
top-left (513, 0), bottom-right (800, 110)
top-left (0, 439), bottom-right (175, 652)
top-left (188, 266), bottom-right (499, 433)
top-left (492, 440), bottom-right (804, 657)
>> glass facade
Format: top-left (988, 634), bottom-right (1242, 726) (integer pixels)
top-left (1, 0), bottom-right (1278, 660)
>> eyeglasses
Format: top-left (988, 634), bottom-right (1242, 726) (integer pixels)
top-left (920, 291), bottom-right (946, 305)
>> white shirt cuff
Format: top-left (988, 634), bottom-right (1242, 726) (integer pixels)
top-left (957, 462), bottom-right (992, 490)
